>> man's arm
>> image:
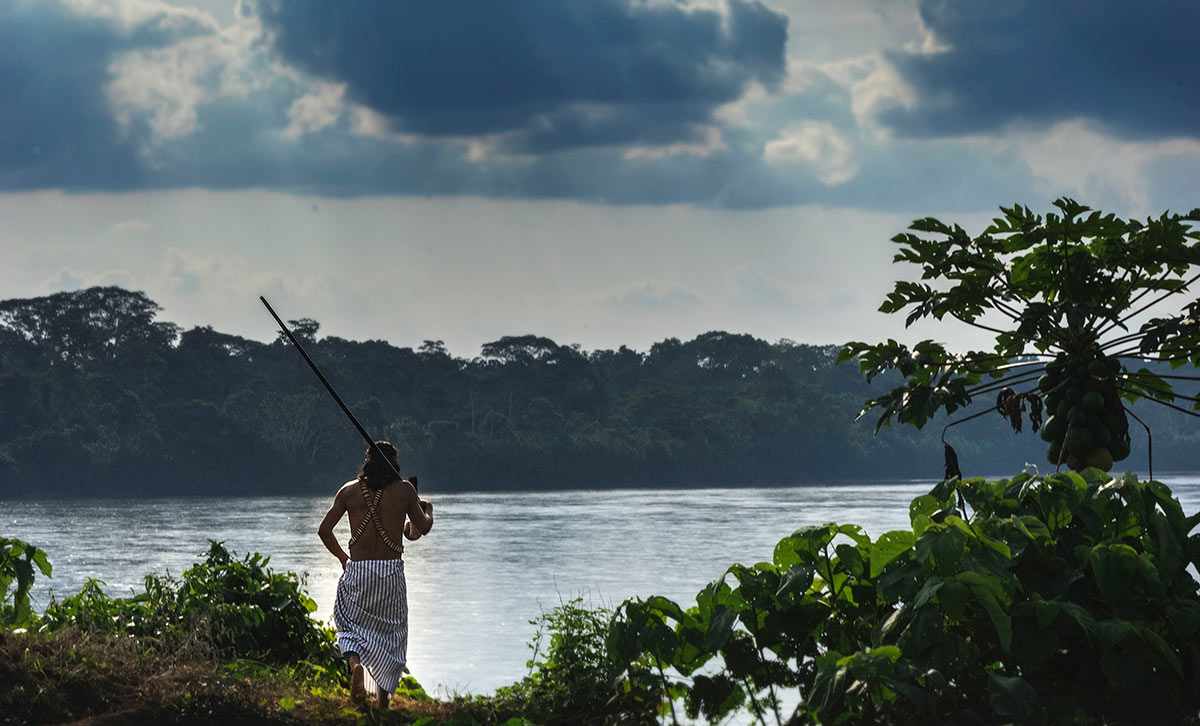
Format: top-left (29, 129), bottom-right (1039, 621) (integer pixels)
top-left (318, 486), bottom-right (350, 568)
top-left (403, 476), bottom-right (423, 540)
top-left (404, 481), bottom-right (434, 535)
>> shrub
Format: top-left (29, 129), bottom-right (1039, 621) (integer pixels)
top-left (487, 599), bottom-right (661, 725)
top-left (609, 469), bottom-right (1200, 725)
top-left (0, 537), bottom-right (50, 628)
top-left (40, 540), bottom-right (340, 674)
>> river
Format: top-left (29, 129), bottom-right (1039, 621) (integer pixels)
top-left (5, 474), bottom-right (1199, 696)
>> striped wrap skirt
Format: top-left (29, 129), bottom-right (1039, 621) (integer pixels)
top-left (334, 559), bottom-right (409, 693)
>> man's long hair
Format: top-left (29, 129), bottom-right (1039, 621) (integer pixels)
top-left (357, 441), bottom-right (401, 491)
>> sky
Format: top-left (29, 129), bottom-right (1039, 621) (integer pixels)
top-left (2, 0), bottom-right (1198, 356)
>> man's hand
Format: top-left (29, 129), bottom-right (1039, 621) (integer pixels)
top-left (339, 555), bottom-right (348, 571)
top-left (407, 491), bottom-right (434, 535)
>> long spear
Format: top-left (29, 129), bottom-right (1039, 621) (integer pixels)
top-left (259, 296), bottom-right (413, 490)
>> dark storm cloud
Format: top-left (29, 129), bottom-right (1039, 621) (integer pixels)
top-left (0, 0), bottom-right (1042, 210)
top-left (0, 1), bottom-right (210, 189)
top-left (881, 0), bottom-right (1200, 139)
top-left (252, 0), bottom-right (788, 150)
top-left (141, 84), bottom-right (1032, 213)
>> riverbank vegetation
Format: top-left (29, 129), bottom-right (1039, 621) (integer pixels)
top-left (5, 468), bottom-right (1200, 724)
top-left (612, 469), bottom-right (1200, 724)
top-left (0, 538), bottom-right (659, 724)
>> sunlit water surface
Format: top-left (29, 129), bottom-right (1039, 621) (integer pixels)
top-left (5, 474), bottom-right (1199, 696)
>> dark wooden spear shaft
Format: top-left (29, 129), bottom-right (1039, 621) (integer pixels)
top-left (259, 296), bottom-right (413, 490)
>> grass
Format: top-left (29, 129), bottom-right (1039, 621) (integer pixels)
top-left (0, 628), bottom-right (471, 725)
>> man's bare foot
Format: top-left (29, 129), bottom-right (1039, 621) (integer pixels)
top-left (348, 658), bottom-right (366, 704)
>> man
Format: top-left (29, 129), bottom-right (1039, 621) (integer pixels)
top-left (318, 441), bottom-right (433, 707)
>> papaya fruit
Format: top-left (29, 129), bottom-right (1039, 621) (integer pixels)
top-left (1056, 399), bottom-right (1072, 419)
top-left (1082, 391), bottom-right (1105, 413)
top-left (1064, 426), bottom-right (1093, 454)
top-left (1085, 447), bottom-right (1114, 472)
top-left (1111, 435), bottom-right (1131, 462)
top-left (1103, 411), bottom-right (1128, 433)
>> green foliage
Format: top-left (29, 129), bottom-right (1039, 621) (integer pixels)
top-left (490, 599), bottom-right (660, 725)
top-left (40, 540), bottom-right (340, 674)
top-left (0, 536), bottom-right (51, 628)
top-left (840, 199), bottom-right (1200, 471)
top-left (609, 470), bottom-right (1200, 724)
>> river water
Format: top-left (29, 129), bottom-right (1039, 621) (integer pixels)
top-left (5, 474), bottom-right (1199, 696)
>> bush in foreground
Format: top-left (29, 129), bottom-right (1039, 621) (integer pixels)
top-left (485, 599), bottom-right (660, 724)
top-left (610, 469), bottom-right (1200, 725)
top-left (1, 538), bottom-right (650, 724)
top-left (39, 540), bottom-right (341, 676)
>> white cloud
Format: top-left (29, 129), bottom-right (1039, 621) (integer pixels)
top-left (106, 4), bottom-right (270, 144)
top-left (958, 121), bottom-right (1200, 215)
top-left (283, 82), bottom-right (345, 140)
top-left (109, 39), bottom-right (215, 140)
top-left (66, 0), bottom-right (217, 34)
top-left (763, 121), bottom-right (858, 185)
top-left (842, 55), bottom-right (918, 136)
top-left (1015, 122), bottom-right (1200, 214)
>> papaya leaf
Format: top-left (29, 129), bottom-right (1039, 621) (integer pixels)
top-left (989, 673), bottom-right (1038, 721)
top-left (870, 531), bottom-right (916, 578)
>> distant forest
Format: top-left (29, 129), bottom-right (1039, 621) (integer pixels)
top-left (1, 287), bottom-right (1197, 498)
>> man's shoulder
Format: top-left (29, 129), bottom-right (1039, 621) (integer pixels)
top-left (395, 479), bottom-right (418, 499)
top-left (337, 480), bottom-right (359, 498)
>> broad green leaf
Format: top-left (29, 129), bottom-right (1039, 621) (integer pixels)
top-left (909, 495), bottom-right (941, 535)
top-left (776, 565), bottom-right (814, 599)
top-left (957, 571), bottom-right (1012, 652)
top-left (911, 578), bottom-right (944, 610)
top-left (31, 549), bottom-right (51, 578)
top-left (1137, 626), bottom-right (1183, 678)
top-left (836, 524), bottom-right (871, 548)
top-left (644, 595), bottom-right (686, 622)
top-left (988, 673), bottom-right (1037, 721)
top-left (1089, 543), bottom-right (1141, 603)
top-left (870, 531), bottom-right (916, 578)
top-left (774, 524), bottom-right (837, 569)
top-left (702, 606), bottom-right (737, 651)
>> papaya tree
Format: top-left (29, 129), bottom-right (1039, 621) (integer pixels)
top-left (840, 198), bottom-right (1200, 472)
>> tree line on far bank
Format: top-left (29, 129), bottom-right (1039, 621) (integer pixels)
top-left (0, 286), bottom-right (1196, 497)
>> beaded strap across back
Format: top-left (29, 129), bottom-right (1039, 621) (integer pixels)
top-left (348, 481), bottom-right (405, 556)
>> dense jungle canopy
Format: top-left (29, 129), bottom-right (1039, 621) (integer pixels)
top-left (1, 286), bottom-right (1196, 497)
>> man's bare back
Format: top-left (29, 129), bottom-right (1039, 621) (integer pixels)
top-left (318, 478), bottom-right (433, 566)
